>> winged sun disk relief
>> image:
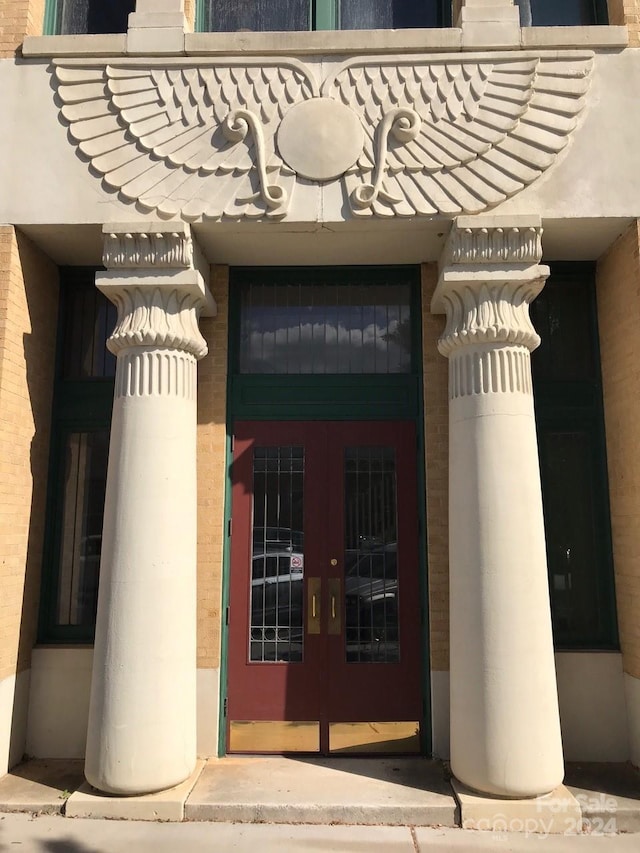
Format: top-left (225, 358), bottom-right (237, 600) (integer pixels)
top-left (53, 52), bottom-right (593, 222)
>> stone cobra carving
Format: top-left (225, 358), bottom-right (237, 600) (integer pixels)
top-left (53, 51), bottom-right (593, 221)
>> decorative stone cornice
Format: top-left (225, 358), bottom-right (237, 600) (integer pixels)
top-left (103, 230), bottom-right (193, 269)
top-left (449, 225), bottom-right (543, 266)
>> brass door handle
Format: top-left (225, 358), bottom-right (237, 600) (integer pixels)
top-left (328, 578), bottom-right (341, 635)
top-left (308, 577), bottom-right (321, 635)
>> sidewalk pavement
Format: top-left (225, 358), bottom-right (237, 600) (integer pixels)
top-left (0, 757), bottom-right (638, 850)
top-left (1, 812), bottom-right (640, 852)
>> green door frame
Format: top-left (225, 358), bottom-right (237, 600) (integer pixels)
top-left (218, 265), bottom-right (432, 757)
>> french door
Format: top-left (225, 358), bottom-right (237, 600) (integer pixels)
top-left (227, 420), bottom-right (423, 755)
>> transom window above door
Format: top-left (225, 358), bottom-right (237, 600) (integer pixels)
top-left (197, 0), bottom-right (449, 31)
top-left (238, 269), bottom-right (413, 374)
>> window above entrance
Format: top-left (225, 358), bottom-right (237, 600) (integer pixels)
top-left (239, 273), bottom-right (412, 375)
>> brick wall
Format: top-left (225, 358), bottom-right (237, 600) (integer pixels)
top-left (184, 0), bottom-right (195, 30)
top-left (421, 264), bottom-right (450, 673)
top-left (196, 265), bottom-right (229, 670)
top-left (0, 0), bottom-right (45, 58)
top-left (596, 222), bottom-right (640, 681)
top-left (0, 227), bottom-right (58, 682)
top-left (608, 0), bottom-right (640, 45)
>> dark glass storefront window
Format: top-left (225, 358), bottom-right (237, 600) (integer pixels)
top-left (40, 269), bottom-right (114, 643)
top-left (531, 265), bottom-right (617, 649)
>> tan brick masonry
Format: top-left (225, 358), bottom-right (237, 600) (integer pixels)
top-left (0, 227), bottom-right (58, 683)
top-left (597, 222), bottom-right (640, 680)
top-left (422, 264), bottom-right (450, 674)
top-left (0, 0), bottom-right (45, 58)
top-left (608, 0), bottom-right (640, 46)
top-left (196, 265), bottom-right (228, 670)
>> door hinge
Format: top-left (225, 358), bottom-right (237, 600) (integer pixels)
top-left (223, 696), bottom-right (228, 717)
top-left (230, 434), bottom-right (235, 453)
top-left (225, 605), bottom-right (230, 626)
top-left (227, 518), bottom-right (232, 537)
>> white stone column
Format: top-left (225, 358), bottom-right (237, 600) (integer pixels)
top-left (85, 224), bottom-right (215, 796)
top-left (433, 216), bottom-right (564, 799)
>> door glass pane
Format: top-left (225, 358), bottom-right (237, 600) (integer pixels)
top-left (250, 447), bottom-right (305, 662)
top-left (344, 447), bottom-right (399, 662)
top-left (240, 280), bottom-right (412, 374)
top-left (539, 430), bottom-right (609, 647)
top-left (204, 0), bottom-right (310, 32)
top-left (516, 0), bottom-right (598, 26)
top-left (56, 431), bottom-right (109, 627)
top-left (341, 0), bottom-right (439, 29)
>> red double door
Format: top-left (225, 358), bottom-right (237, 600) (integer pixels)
top-left (227, 421), bottom-right (423, 755)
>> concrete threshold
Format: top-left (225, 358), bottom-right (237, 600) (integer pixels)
top-left (184, 756), bottom-right (458, 826)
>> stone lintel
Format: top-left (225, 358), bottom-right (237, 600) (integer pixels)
top-left (452, 780), bottom-right (583, 834)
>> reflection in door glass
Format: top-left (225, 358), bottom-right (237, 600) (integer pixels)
top-left (344, 447), bottom-right (399, 662)
top-left (250, 447), bottom-right (304, 662)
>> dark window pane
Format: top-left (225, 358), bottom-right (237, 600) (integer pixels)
top-left (531, 275), bottom-right (595, 383)
top-left (61, 279), bottom-right (116, 380)
top-left (516, 0), bottom-right (601, 26)
top-left (59, 0), bottom-right (135, 34)
top-left (344, 447), bottom-right (399, 663)
top-left (205, 0), bottom-right (310, 32)
top-left (341, 0), bottom-right (438, 29)
top-left (250, 447), bottom-right (305, 662)
top-left (539, 431), bottom-right (610, 647)
top-left (55, 431), bottom-right (109, 628)
top-left (239, 277), bottom-right (412, 374)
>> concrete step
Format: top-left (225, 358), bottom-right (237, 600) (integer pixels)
top-left (184, 756), bottom-right (458, 826)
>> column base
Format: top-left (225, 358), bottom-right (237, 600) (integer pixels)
top-left (452, 779), bottom-right (582, 834)
top-left (67, 761), bottom-right (205, 822)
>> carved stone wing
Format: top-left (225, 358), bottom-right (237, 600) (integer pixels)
top-left (54, 59), bottom-right (317, 220)
top-left (323, 53), bottom-right (594, 217)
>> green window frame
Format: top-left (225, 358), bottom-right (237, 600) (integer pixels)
top-left (195, 0), bottom-right (452, 32)
top-left (531, 263), bottom-right (618, 650)
top-left (39, 268), bottom-right (114, 643)
top-left (228, 266), bottom-right (423, 421)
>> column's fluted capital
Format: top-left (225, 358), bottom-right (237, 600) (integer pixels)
top-left (97, 223), bottom-right (216, 360)
top-left (432, 216), bottom-right (549, 357)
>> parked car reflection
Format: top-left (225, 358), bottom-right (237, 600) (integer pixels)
top-left (345, 543), bottom-right (399, 663)
top-left (250, 535), bottom-right (304, 663)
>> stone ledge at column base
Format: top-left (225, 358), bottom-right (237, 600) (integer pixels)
top-left (452, 779), bottom-right (582, 834)
top-left (65, 761), bottom-right (205, 822)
